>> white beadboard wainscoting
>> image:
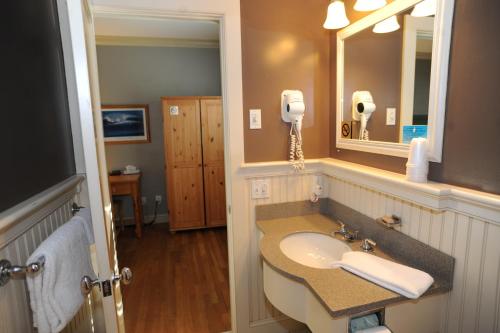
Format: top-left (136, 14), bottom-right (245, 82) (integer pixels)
top-left (247, 171), bottom-right (321, 327)
top-left (0, 175), bottom-right (103, 333)
top-left (242, 159), bottom-right (500, 333)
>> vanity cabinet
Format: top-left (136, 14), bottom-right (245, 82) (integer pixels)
top-left (162, 96), bottom-right (226, 231)
top-left (384, 294), bottom-right (445, 333)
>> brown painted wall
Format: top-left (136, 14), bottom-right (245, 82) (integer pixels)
top-left (344, 28), bottom-right (402, 142)
top-left (331, 0), bottom-right (500, 194)
top-left (241, 0), bottom-right (330, 162)
top-left (428, 0), bottom-right (500, 194)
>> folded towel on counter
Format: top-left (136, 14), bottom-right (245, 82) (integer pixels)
top-left (74, 207), bottom-right (94, 244)
top-left (332, 251), bottom-right (434, 299)
top-left (26, 216), bottom-right (96, 333)
top-left (356, 326), bottom-right (392, 333)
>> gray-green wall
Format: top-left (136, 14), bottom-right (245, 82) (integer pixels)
top-left (96, 45), bottom-right (221, 220)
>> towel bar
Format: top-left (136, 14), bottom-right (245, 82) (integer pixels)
top-left (0, 256), bottom-right (45, 287)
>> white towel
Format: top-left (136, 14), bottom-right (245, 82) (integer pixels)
top-left (75, 207), bottom-right (94, 244)
top-left (333, 251), bottom-right (434, 299)
top-left (26, 216), bottom-right (96, 333)
top-left (356, 326), bottom-right (392, 333)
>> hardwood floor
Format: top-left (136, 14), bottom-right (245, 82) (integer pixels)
top-left (117, 224), bottom-right (231, 333)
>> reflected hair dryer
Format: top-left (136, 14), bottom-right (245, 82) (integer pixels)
top-left (352, 91), bottom-right (376, 140)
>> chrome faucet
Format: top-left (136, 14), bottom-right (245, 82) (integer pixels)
top-left (332, 222), bottom-right (358, 242)
top-left (360, 238), bottom-right (377, 252)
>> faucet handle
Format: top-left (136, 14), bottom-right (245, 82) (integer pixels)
top-left (338, 221), bottom-right (346, 232)
top-left (360, 238), bottom-right (376, 252)
top-left (345, 230), bottom-right (359, 242)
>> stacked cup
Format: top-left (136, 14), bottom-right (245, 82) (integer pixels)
top-left (406, 138), bottom-right (428, 183)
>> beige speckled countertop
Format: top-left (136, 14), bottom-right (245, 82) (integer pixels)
top-left (257, 214), bottom-right (447, 317)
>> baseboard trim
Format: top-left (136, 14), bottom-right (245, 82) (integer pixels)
top-left (118, 213), bottom-right (169, 226)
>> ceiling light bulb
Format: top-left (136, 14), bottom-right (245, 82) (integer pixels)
top-left (323, 0), bottom-right (350, 30)
top-left (411, 0), bottom-right (437, 17)
top-left (354, 0), bottom-right (387, 12)
top-left (373, 15), bottom-right (400, 33)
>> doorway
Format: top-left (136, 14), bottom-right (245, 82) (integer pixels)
top-left (92, 13), bottom-right (231, 332)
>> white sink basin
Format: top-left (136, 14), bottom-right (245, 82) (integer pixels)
top-left (279, 232), bottom-right (351, 269)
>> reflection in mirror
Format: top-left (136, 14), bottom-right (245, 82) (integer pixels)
top-left (400, 15), bottom-right (434, 143)
top-left (341, 2), bottom-right (435, 144)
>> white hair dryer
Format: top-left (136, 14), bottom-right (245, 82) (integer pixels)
top-left (281, 90), bottom-right (305, 171)
top-left (352, 91), bottom-right (376, 140)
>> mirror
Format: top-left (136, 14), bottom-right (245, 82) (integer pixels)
top-left (336, 0), bottom-right (455, 162)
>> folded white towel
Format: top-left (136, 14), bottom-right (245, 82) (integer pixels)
top-left (75, 207), bottom-right (94, 244)
top-left (333, 251), bottom-right (434, 299)
top-left (356, 326), bottom-right (392, 333)
top-left (26, 216), bottom-right (96, 333)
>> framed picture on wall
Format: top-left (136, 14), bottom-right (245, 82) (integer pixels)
top-left (101, 104), bottom-right (151, 144)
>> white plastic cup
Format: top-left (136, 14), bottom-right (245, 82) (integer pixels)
top-left (407, 138), bottom-right (428, 165)
top-left (406, 165), bottom-right (428, 183)
top-left (406, 138), bottom-right (428, 183)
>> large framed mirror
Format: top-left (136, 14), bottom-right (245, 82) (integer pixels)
top-left (336, 0), bottom-right (455, 162)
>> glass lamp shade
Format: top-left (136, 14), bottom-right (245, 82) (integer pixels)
top-left (411, 0), bottom-right (437, 17)
top-left (373, 15), bottom-right (400, 33)
top-left (323, 0), bottom-right (350, 29)
top-left (354, 0), bottom-right (387, 11)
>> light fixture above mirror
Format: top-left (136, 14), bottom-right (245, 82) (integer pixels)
top-left (373, 15), bottom-right (400, 33)
top-left (325, 0), bottom-right (389, 30)
top-left (324, 0), bottom-right (350, 29)
top-left (324, 0), bottom-right (438, 31)
top-left (411, 0), bottom-right (437, 17)
top-left (354, 0), bottom-right (387, 12)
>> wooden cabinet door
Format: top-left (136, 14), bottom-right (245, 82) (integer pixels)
top-left (169, 166), bottom-right (205, 229)
top-left (163, 98), bottom-right (205, 229)
top-left (163, 98), bottom-right (202, 167)
top-left (203, 166), bottom-right (226, 226)
top-left (200, 99), bottom-right (224, 165)
top-left (201, 98), bottom-right (226, 226)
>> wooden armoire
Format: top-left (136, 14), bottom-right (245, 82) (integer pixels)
top-left (162, 96), bottom-right (226, 231)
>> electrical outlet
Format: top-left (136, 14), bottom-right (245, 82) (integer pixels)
top-left (155, 195), bottom-right (162, 204)
top-left (386, 108), bottom-right (396, 125)
top-left (251, 179), bottom-right (270, 199)
top-left (141, 196), bottom-right (147, 204)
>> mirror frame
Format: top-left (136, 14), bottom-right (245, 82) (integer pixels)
top-left (336, 0), bottom-right (455, 162)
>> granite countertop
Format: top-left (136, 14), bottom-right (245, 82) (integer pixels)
top-left (257, 214), bottom-right (451, 317)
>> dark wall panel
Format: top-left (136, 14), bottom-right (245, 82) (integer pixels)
top-left (427, 0), bottom-right (500, 194)
top-left (0, 1), bottom-right (75, 212)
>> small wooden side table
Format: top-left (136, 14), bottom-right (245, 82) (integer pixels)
top-left (109, 173), bottom-right (143, 238)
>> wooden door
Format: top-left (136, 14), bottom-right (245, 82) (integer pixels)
top-left (200, 98), bottom-right (226, 227)
top-left (162, 98), bottom-right (205, 230)
top-left (80, 0), bottom-right (124, 331)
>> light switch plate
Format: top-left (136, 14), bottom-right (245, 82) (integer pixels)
top-left (251, 179), bottom-right (270, 199)
top-left (249, 109), bottom-right (262, 129)
top-left (386, 108), bottom-right (396, 125)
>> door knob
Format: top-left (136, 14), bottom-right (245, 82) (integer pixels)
top-left (112, 267), bottom-right (133, 285)
top-left (81, 275), bottom-right (100, 295)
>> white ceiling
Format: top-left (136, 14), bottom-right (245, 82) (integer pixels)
top-left (94, 16), bottom-right (220, 41)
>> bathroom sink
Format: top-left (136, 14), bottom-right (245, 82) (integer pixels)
top-left (279, 232), bottom-right (351, 269)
